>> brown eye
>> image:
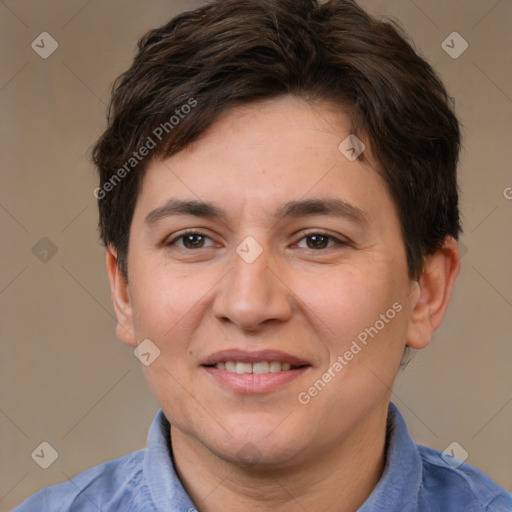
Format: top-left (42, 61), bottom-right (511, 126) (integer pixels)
top-left (306, 234), bottom-right (330, 249)
top-left (296, 232), bottom-right (348, 250)
top-left (181, 234), bottom-right (205, 249)
top-left (166, 231), bottom-right (215, 249)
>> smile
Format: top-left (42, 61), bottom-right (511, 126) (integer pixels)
top-left (200, 349), bottom-right (312, 393)
top-left (211, 361), bottom-right (302, 374)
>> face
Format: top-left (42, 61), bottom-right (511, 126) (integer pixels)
top-left (116, 95), bottom-right (420, 468)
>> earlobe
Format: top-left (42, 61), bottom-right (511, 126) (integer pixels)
top-left (405, 236), bottom-right (461, 349)
top-left (105, 246), bottom-right (138, 347)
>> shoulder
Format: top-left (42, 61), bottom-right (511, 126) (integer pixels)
top-left (12, 449), bottom-right (154, 512)
top-left (417, 444), bottom-right (512, 512)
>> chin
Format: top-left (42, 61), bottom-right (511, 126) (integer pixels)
top-left (195, 416), bottom-right (312, 468)
top-left (213, 438), bottom-right (305, 470)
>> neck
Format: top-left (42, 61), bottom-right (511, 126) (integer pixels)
top-left (170, 404), bottom-right (389, 512)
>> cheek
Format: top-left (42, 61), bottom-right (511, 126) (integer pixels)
top-left (315, 263), bottom-right (396, 318)
top-left (129, 264), bottom-right (204, 424)
top-left (298, 263), bottom-right (407, 361)
top-left (128, 260), bottom-right (193, 349)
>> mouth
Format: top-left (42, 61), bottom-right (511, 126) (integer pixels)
top-left (200, 349), bottom-right (312, 393)
top-left (204, 361), bottom-right (307, 374)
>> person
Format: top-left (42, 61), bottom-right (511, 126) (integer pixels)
top-left (13, 0), bottom-right (512, 510)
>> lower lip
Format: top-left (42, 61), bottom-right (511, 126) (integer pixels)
top-left (202, 366), bottom-right (311, 394)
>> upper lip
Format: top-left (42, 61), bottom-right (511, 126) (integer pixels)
top-left (200, 349), bottom-right (311, 367)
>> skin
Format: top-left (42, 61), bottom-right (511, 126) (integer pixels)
top-left (106, 95), bottom-right (461, 512)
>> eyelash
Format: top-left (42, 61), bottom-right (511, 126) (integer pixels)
top-left (165, 229), bottom-right (349, 251)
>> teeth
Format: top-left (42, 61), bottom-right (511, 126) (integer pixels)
top-left (253, 362), bottom-right (269, 374)
top-left (214, 361), bottom-right (295, 374)
top-left (270, 361), bottom-right (282, 373)
top-left (236, 362), bottom-right (252, 374)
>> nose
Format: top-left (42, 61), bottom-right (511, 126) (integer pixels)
top-left (212, 240), bottom-right (292, 333)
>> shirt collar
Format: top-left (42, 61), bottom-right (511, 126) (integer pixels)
top-left (359, 402), bottom-right (422, 512)
top-left (144, 402), bottom-right (422, 512)
top-left (144, 410), bottom-right (196, 511)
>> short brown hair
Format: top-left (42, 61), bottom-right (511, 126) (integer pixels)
top-left (92, 0), bottom-right (462, 281)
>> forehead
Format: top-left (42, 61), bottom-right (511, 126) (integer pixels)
top-left (185, 95), bottom-right (362, 160)
top-left (134, 95), bottom-right (396, 228)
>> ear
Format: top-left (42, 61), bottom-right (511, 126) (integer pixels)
top-left (105, 245), bottom-right (137, 347)
top-left (405, 236), bottom-right (461, 349)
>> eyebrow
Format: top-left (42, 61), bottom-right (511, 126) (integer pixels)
top-left (144, 198), bottom-right (370, 227)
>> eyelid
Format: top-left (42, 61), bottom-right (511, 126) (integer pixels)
top-left (164, 229), bottom-right (351, 250)
top-left (293, 229), bottom-right (351, 246)
top-left (165, 229), bottom-right (217, 248)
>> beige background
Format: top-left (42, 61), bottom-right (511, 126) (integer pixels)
top-left (1, 0), bottom-right (511, 509)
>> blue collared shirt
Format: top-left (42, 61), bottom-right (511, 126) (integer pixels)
top-left (13, 403), bottom-right (512, 511)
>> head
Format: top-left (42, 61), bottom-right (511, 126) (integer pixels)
top-left (94, 0), bottom-right (462, 468)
